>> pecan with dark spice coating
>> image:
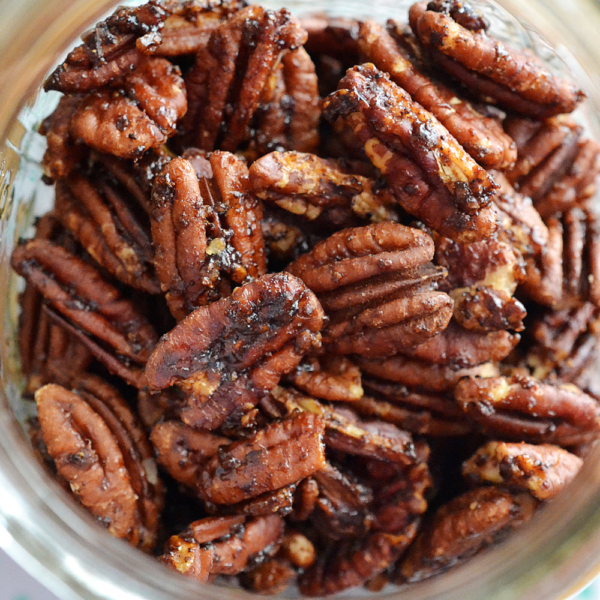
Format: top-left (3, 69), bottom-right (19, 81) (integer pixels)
top-left (324, 64), bottom-right (498, 242)
top-left (463, 441), bottom-right (583, 500)
top-left (358, 20), bottom-right (516, 169)
top-left (11, 240), bottom-right (158, 388)
top-left (35, 378), bottom-right (164, 550)
top-left (145, 273), bottom-right (323, 429)
top-left (197, 413), bottom-right (325, 505)
top-left (398, 487), bottom-right (537, 583)
top-left (71, 56), bottom-right (187, 159)
top-left (287, 222), bottom-right (453, 357)
top-left (242, 558), bottom-right (297, 595)
top-left (455, 374), bottom-right (600, 446)
top-left (409, 0), bottom-right (584, 117)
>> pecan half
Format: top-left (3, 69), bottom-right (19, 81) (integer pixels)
top-left (455, 374), bottom-right (600, 445)
top-left (161, 514), bottom-right (284, 581)
top-left (145, 273), bottom-right (323, 429)
top-left (35, 378), bottom-right (163, 549)
top-left (12, 240), bottom-right (158, 388)
top-left (463, 441), bottom-right (583, 500)
top-left (197, 413), bottom-right (325, 505)
top-left (242, 558), bottom-right (297, 595)
top-left (409, 0), bottom-right (584, 117)
top-left (358, 20), bottom-right (516, 169)
top-left (398, 487), bottom-right (537, 583)
top-left (323, 63), bottom-right (498, 243)
top-left (150, 153), bottom-right (266, 319)
top-left (287, 222), bottom-right (453, 357)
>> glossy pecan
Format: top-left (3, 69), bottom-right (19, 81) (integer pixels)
top-left (409, 0), bottom-right (584, 118)
top-left (287, 222), bottom-right (453, 357)
top-left (161, 514), bottom-right (284, 581)
top-left (455, 374), bottom-right (600, 446)
top-left (44, 2), bottom-right (168, 93)
top-left (197, 413), bottom-right (325, 505)
top-left (180, 6), bottom-right (308, 153)
top-left (463, 441), bottom-right (583, 500)
top-left (55, 169), bottom-right (159, 293)
top-left (323, 63), bottom-right (498, 243)
top-left (301, 14), bottom-right (360, 60)
top-left (358, 20), bottom-right (516, 169)
top-left (145, 273), bottom-right (323, 429)
top-left (398, 486), bottom-right (537, 583)
top-left (290, 477), bottom-right (319, 522)
top-left (12, 240), bottom-right (158, 388)
top-left (242, 557), bottom-right (297, 595)
top-left (35, 377), bottom-right (164, 550)
top-left (70, 56), bottom-right (187, 159)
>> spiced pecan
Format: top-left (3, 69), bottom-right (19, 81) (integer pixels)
top-left (71, 56), bottom-right (187, 158)
top-left (301, 14), bottom-right (360, 60)
top-left (409, 0), bottom-right (584, 117)
top-left (463, 441), bottom-right (583, 500)
top-left (35, 377), bottom-right (163, 550)
top-left (242, 558), bottom-right (297, 594)
top-left (180, 6), bottom-right (308, 153)
top-left (287, 222), bottom-right (453, 357)
top-left (197, 413), bottom-right (325, 505)
top-left (455, 374), bottom-right (600, 446)
top-left (358, 20), bottom-right (516, 169)
top-left (205, 485), bottom-right (298, 519)
top-left (323, 64), bottom-right (498, 243)
top-left (161, 514), bottom-right (284, 581)
top-left (145, 273), bottom-right (323, 429)
top-left (290, 477), bottom-right (319, 522)
top-left (150, 153), bottom-right (266, 319)
top-left (398, 487), bottom-right (537, 583)
top-left (12, 240), bottom-right (158, 388)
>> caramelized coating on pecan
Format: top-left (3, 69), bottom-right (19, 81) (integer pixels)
top-left (409, 1), bottom-right (584, 117)
top-left (145, 273), bottom-right (323, 429)
top-left (151, 154), bottom-right (266, 319)
top-left (358, 20), bottom-right (516, 169)
top-left (324, 64), bottom-right (498, 242)
top-left (242, 558), bottom-right (297, 595)
top-left (198, 413), bottom-right (325, 504)
top-left (287, 356), bottom-right (363, 402)
top-left (398, 487), bottom-right (537, 583)
top-left (161, 514), bottom-right (284, 581)
top-left (287, 222), bottom-right (453, 357)
top-left (71, 56), bottom-right (187, 158)
top-left (55, 171), bottom-right (159, 293)
top-left (463, 441), bottom-right (583, 500)
top-left (301, 14), bottom-right (360, 60)
top-left (44, 2), bottom-right (168, 93)
top-left (456, 374), bottom-right (600, 445)
top-left (181, 6), bottom-right (308, 153)
top-left (11, 240), bottom-right (158, 388)
top-left (36, 379), bottom-right (163, 549)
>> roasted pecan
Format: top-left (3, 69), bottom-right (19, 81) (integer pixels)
top-left (55, 169), bottom-right (159, 293)
top-left (180, 6), bottom-right (308, 153)
top-left (161, 514), bottom-right (284, 581)
top-left (70, 56), bottom-right (187, 159)
top-left (301, 14), bottom-right (360, 60)
top-left (205, 485), bottom-right (298, 519)
top-left (150, 153), bottom-right (266, 319)
top-left (358, 20), bottom-right (516, 169)
top-left (290, 477), bottom-right (319, 522)
top-left (44, 2), bottom-right (168, 93)
top-left (287, 356), bottom-right (363, 402)
top-left (455, 374), bottom-right (600, 446)
top-left (12, 240), bottom-right (158, 388)
top-left (463, 441), bottom-right (583, 500)
top-left (409, 0), bottom-right (584, 118)
top-left (287, 222), bottom-right (453, 357)
top-left (323, 64), bottom-right (498, 243)
top-left (398, 486), bottom-right (537, 583)
top-left (242, 558), bottom-right (297, 595)
top-left (35, 377), bottom-right (164, 550)
top-left (145, 273), bottom-right (323, 429)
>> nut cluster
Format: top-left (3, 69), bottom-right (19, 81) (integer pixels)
top-left (12, 0), bottom-right (600, 596)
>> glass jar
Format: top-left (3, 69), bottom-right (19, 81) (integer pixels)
top-left (1, 0), bottom-right (600, 599)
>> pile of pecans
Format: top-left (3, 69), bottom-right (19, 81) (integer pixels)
top-left (12, 0), bottom-right (600, 595)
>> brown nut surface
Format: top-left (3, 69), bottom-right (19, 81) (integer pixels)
top-left (145, 273), bottom-right (323, 429)
top-left (409, 1), bottom-right (584, 118)
top-left (398, 487), bottom-right (537, 583)
top-left (463, 441), bottom-right (583, 500)
top-left (323, 63), bottom-right (498, 243)
top-left (455, 374), bottom-right (600, 445)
